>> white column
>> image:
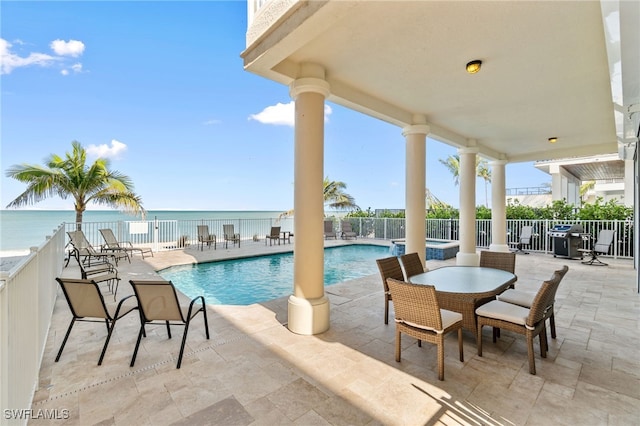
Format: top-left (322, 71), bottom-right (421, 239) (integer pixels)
top-left (489, 160), bottom-right (509, 252)
top-left (624, 158), bottom-right (634, 207)
top-left (287, 65), bottom-right (330, 335)
top-left (456, 147), bottom-right (479, 265)
top-left (402, 124), bottom-right (429, 267)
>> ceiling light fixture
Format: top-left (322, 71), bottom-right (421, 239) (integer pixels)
top-left (548, 137), bottom-right (558, 143)
top-left (466, 60), bottom-right (482, 74)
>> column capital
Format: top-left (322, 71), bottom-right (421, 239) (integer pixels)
top-left (458, 147), bottom-right (479, 155)
top-left (402, 124), bottom-right (430, 137)
top-left (289, 78), bottom-right (330, 99)
top-left (489, 159), bottom-right (508, 166)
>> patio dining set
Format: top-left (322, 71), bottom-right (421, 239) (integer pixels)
top-left (376, 250), bottom-right (570, 380)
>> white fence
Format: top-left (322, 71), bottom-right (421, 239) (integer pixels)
top-left (0, 226), bottom-right (65, 425)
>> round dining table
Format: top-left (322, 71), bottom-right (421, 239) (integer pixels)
top-left (409, 266), bottom-right (517, 342)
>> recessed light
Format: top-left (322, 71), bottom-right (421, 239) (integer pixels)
top-left (548, 137), bottom-right (558, 143)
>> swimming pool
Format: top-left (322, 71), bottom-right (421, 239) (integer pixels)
top-left (159, 244), bottom-right (389, 305)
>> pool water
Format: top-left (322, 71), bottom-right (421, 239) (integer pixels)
top-left (159, 244), bottom-right (389, 305)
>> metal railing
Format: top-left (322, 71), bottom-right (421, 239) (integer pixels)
top-left (339, 217), bottom-right (634, 259)
top-left (0, 226), bottom-right (65, 425)
top-left (505, 186), bottom-right (551, 196)
top-left (64, 217), bottom-right (295, 252)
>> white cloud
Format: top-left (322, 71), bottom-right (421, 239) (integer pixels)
top-left (1, 38), bottom-right (56, 75)
top-left (249, 101), bottom-right (332, 127)
top-left (1, 38), bottom-right (86, 75)
top-left (86, 139), bottom-right (128, 159)
top-left (61, 63), bottom-right (84, 76)
top-left (203, 118), bottom-right (221, 125)
top-left (50, 39), bottom-right (85, 57)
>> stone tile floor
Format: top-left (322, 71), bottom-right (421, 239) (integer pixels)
top-left (30, 240), bottom-right (639, 425)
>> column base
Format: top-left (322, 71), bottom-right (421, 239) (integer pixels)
top-left (488, 244), bottom-right (511, 252)
top-left (456, 251), bottom-right (480, 266)
top-left (287, 295), bottom-right (330, 335)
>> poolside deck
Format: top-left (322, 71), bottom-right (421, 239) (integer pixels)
top-left (31, 239), bottom-right (639, 425)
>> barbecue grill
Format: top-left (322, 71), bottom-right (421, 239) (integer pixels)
top-left (548, 223), bottom-right (586, 259)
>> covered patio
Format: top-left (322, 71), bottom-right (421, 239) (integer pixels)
top-left (31, 242), bottom-right (639, 424)
top-left (241, 0), bottom-right (639, 335)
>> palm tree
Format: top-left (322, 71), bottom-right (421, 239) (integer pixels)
top-left (5, 141), bottom-right (146, 225)
top-left (580, 180), bottom-right (595, 203)
top-left (280, 176), bottom-right (359, 218)
top-left (438, 154), bottom-right (492, 206)
top-left (323, 177), bottom-right (358, 210)
top-left (476, 160), bottom-right (492, 207)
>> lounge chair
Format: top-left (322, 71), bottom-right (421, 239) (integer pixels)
top-left (340, 221), bottom-right (357, 240)
top-left (67, 230), bottom-right (126, 266)
top-left (197, 225), bottom-right (216, 251)
top-left (324, 220), bottom-right (337, 239)
top-left (78, 260), bottom-right (121, 300)
top-left (578, 229), bottom-right (615, 266)
top-left (128, 279), bottom-right (210, 369)
top-left (99, 228), bottom-right (153, 261)
top-left (223, 224), bottom-right (240, 248)
top-left (386, 278), bottom-right (464, 381)
top-left (266, 226), bottom-right (281, 246)
top-left (55, 277), bottom-right (137, 365)
top-left (509, 226), bottom-right (533, 254)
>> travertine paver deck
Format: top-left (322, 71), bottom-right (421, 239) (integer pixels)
top-left (30, 239), bottom-right (640, 425)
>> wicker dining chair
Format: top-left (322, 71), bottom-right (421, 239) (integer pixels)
top-left (387, 278), bottom-right (464, 381)
top-left (375, 256), bottom-right (404, 324)
top-left (399, 252), bottom-right (426, 282)
top-left (476, 265), bottom-right (569, 375)
top-left (479, 250), bottom-right (517, 288)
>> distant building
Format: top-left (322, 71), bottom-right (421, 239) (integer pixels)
top-left (505, 186), bottom-right (552, 208)
top-left (534, 153), bottom-right (634, 207)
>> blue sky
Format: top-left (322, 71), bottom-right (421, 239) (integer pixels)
top-left (1, 1), bottom-right (550, 212)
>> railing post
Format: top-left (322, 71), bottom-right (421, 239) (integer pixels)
top-left (383, 218), bottom-right (387, 240)
top-left (153, 217), bottom-right (159, 252)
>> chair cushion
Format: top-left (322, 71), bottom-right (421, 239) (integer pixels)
top-left (475, 300), bottom-right (529, 325)
top-left (497, 289), bottom-right (535, 308)
top-left (396, 309), bottom-right (462, 334)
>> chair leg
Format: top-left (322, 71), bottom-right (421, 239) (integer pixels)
top-left (437, 337), bottom-right (445, 381)
top-left (540, 326), bottom-right (548, 358)
top-left (165, 321), bottom-right (172, 339)
top-left (458, 328), bottom-right (464, 362)
top-left (98, 319), bottom-right (116, 365)
top-left (384, 298), bottom-right (389, 325)
top-left (201, 307), bottom-right (210, 339)
top-left (527, 332), bottom-right (536, 375)
top-left (477, 323), bottom-right (483, 356)
top-left (395, 329), bottom-right (401, 362)
top-left (130, 325), bottom-right (145, 367)
top-left (177, 321), bottom-right (191, 369)
top-left (55, 318), bottom-right (77, 362)
top-left (550, 311), bottom-right (556, 339)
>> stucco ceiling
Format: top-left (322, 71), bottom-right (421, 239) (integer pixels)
top-left (243, 1), bottom-right (639, 167)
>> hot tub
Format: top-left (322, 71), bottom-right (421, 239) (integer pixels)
top-left (390, 239), bottom-right (460, 260)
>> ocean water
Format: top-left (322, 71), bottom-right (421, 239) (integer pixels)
top-left (0, 210), bottom-right (286, 252)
